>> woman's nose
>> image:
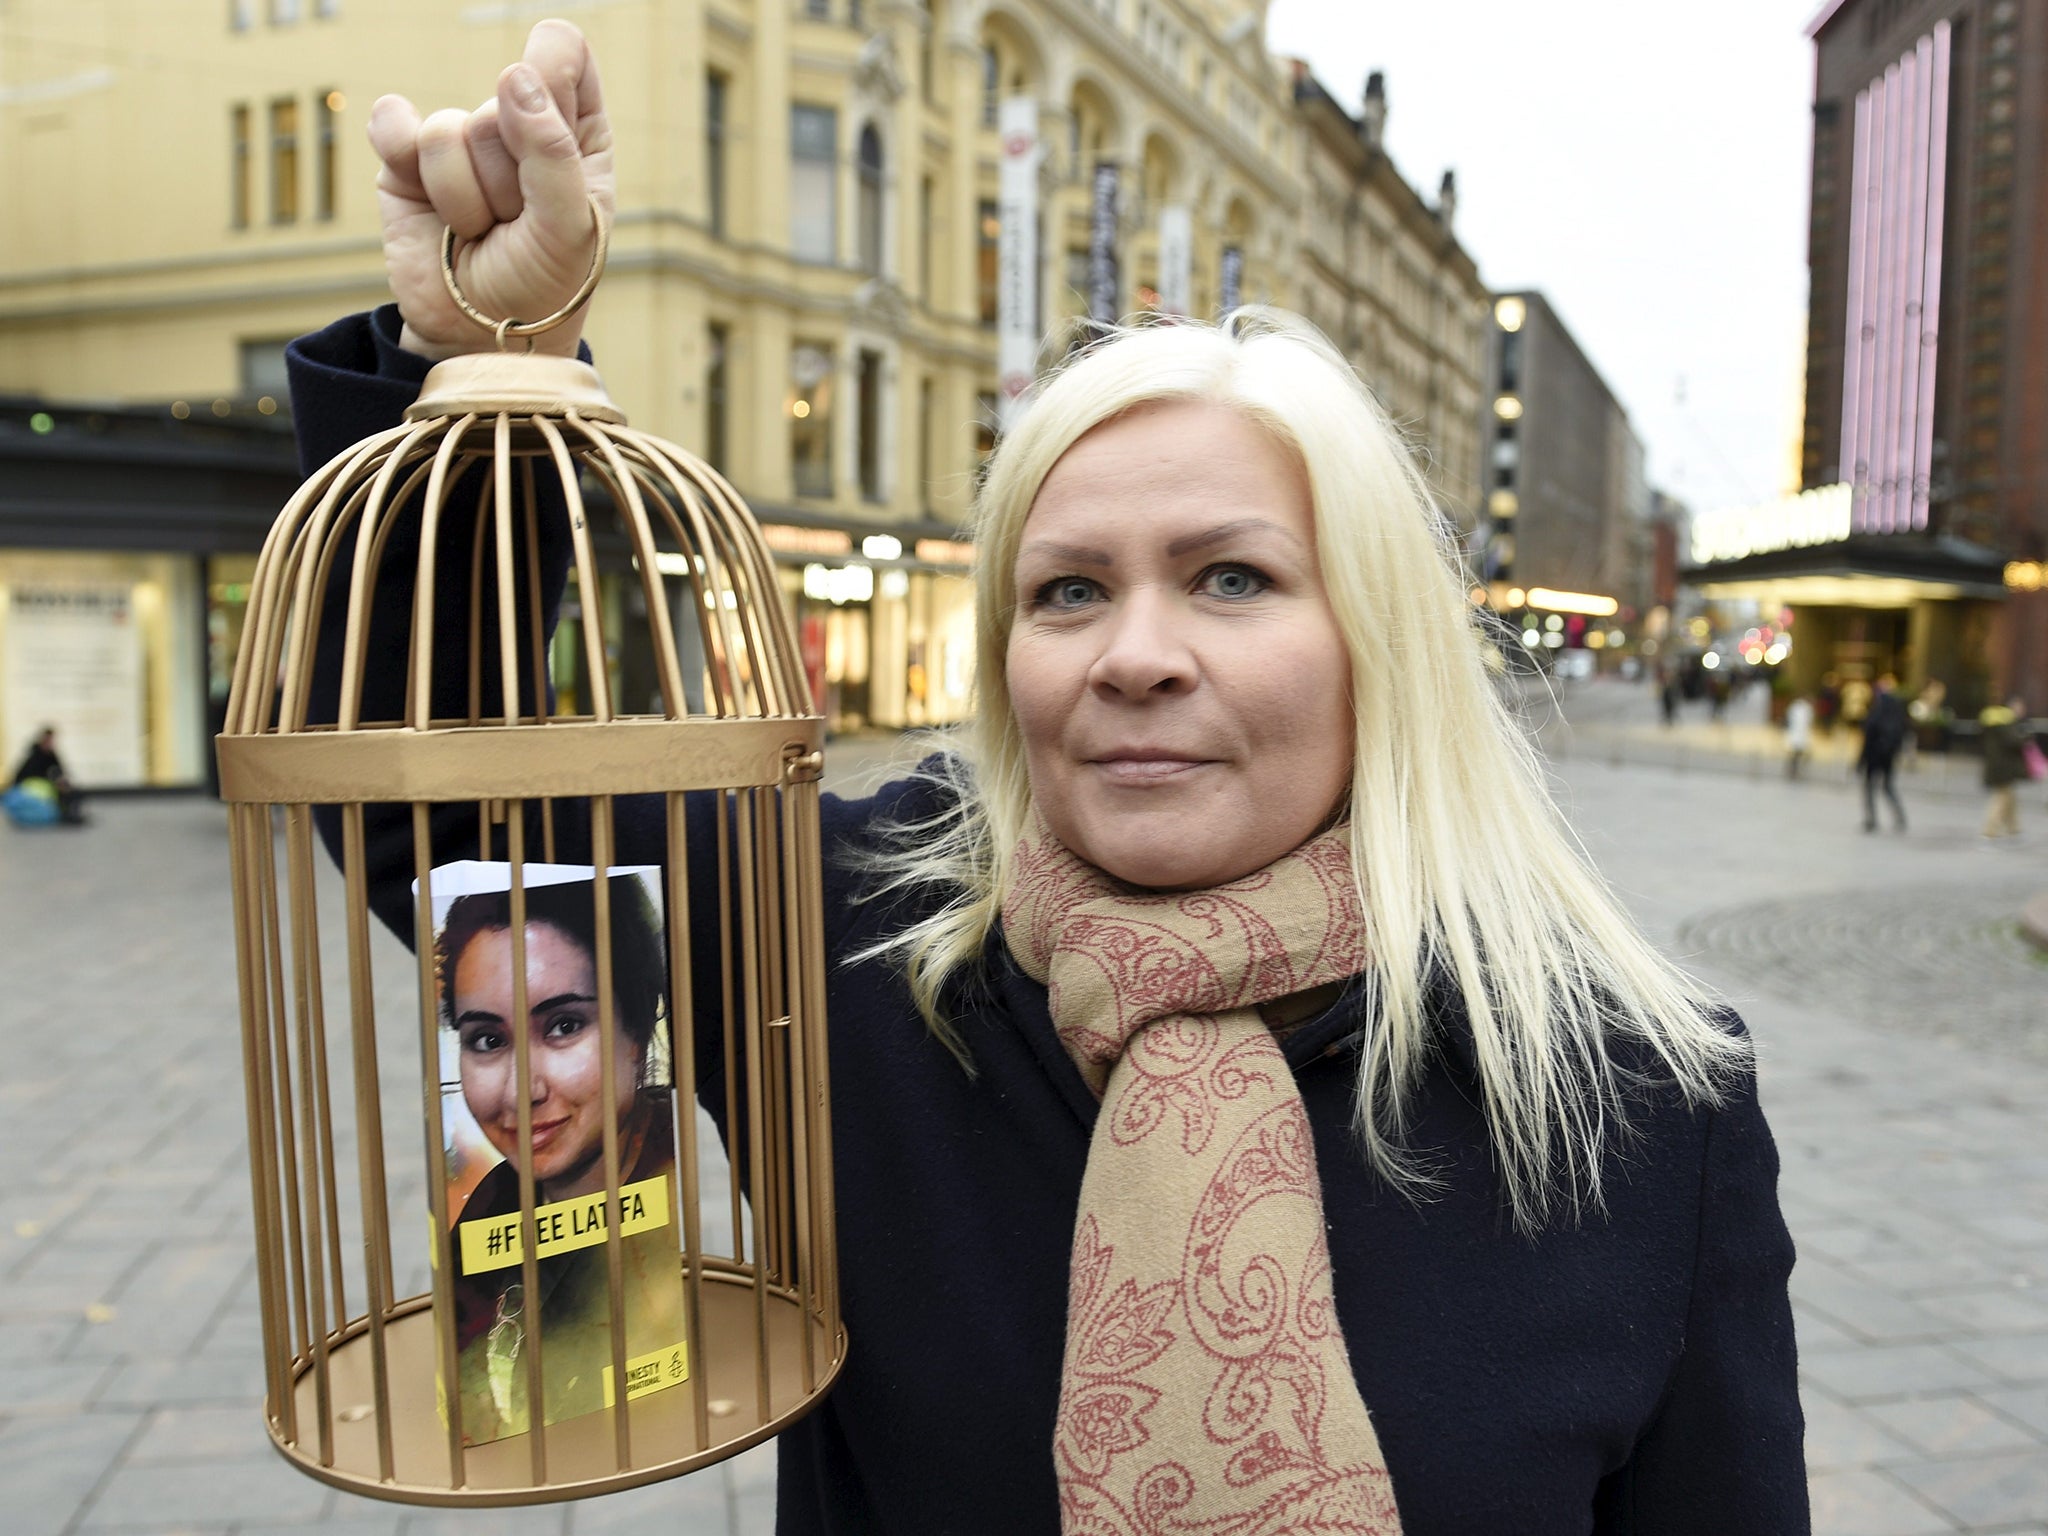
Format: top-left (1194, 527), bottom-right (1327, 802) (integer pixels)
top-left (1086, 590), bottom-right (1196, 699)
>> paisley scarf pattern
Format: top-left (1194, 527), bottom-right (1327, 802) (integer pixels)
top-left (1004, 823), bottom-right (1403, 1535)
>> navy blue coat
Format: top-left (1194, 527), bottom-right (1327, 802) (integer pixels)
top-left (288, 307), bottom-right (1808, 1535)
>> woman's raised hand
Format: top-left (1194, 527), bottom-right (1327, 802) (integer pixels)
top-left (368, 19), bottom-right (615, 359)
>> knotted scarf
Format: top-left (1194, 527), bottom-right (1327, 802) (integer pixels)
top-left (1003, 822), bottom-right (1404, 1534)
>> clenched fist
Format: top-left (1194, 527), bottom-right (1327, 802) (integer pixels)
top-left (369, 19), bottom-right (615, 359)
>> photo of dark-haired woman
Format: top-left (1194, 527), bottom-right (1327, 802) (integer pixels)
top-left (435, 869), bottom-right (686, 1444)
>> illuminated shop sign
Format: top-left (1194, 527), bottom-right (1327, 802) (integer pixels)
top-left (1691, 484), bottom-right (1851, 565)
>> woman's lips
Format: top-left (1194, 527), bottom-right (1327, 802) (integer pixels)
top-left (521, 1116), bottom-right (571, 1150)
top-left (1090, 757), bottom-right (1210, 783)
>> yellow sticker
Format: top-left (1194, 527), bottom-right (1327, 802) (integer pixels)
top-left (602, 1340), bottom-right (690, 1407)
top-left (457, 1174), bottom-right (671, 1275)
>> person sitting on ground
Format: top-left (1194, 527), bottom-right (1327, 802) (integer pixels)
top-left (10, 726), bottom-right (86, 825)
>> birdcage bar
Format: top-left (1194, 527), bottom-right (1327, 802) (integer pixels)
top-left (804, 778), bottom-right (840, 1354)
top-left (588, 800), bottom-right (637, 1471)
top-left (664, 792), bottom-right (713, 1452)
top-left (411, 804), bottom-right (467, 1485)
top-left (230, 808), bottom-right (296, 1440)
top-left (780, 786), bottom-right (817, 1395)
top-left (501, 810), bottom-right (551, 1486)
top-left (340, 804), bottom-right (400, 1482)
top-left (285, 802), bottom-right (349, 1467)
top-left (253, 812), bottom-right (314, 1397)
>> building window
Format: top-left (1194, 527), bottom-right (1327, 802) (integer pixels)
top-left (982, 45), bottom-right (999, 128)
top-left (706, 71), bottom-right (727, 237)
top-left (706, 323), bottom-right (729, 473)
top-left (790, 104), bottom-right (837, 263)
top-left (919, 375), bottom-right (935, 510)
top-left (919, 176), bottom-right (934, 300)
top-left (239, 339), bottom-right (292, 400)
top-left (315, 89), bottom-right (339, 220)
top-left (849, 0), bottom-right (863, 25)
top-left (977, 199), bottom-right (999, 326)
top-left (856, 124), bottom-right (884, 275)
top-left (804, 0), bottom-right (828, 17)
top-left (857, 350), bottom-right (884, 503)
top-left (230, 103), bottom-right (252, 227)
top-left (1497, 330), bottom-right (1520, 391)
top-left (229, 0), bottom-right (253, 29)
top-left (791, 342), bottom-right (834, 497)
top-left (269, 97), bottom-right (299, 224)
top-left (315, 0), bottom-right (340, 14)
top-left (270, 0), bottom-right (301, 20)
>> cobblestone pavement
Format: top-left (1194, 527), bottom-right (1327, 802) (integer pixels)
top-left (3, 718), bottom-right (2046, 1534)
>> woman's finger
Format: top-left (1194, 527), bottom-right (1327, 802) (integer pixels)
top-left (367, 94), bottom-right (428, 204)
top-left (463, 98), bottom-right (525, 225)
top-left (495, 63), bottom-right (593, 259)
top-left (523, 18), bottom-right (601, 137)
top-left (416, 106), bottom-right (497, 240)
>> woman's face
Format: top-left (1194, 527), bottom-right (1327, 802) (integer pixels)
top-left (453, 920), bottom-right (644, 1200)
top-left (1006, 400), bottom-right (1354, 890)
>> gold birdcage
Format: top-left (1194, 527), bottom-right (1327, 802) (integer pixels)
top-left (216, 212), bottom-right (843, 1505)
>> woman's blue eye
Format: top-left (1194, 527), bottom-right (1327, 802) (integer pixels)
top-left (1202, 565), bottom-right (1266, 599)
top-left (1037, 577), bottom-right (1099, 609)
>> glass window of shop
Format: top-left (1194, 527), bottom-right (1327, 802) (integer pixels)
top-left (0, 551), bottom-right (208, 789)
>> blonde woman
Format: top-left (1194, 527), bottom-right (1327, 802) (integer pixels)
top-left (293, 22), bottom-right (1805, 1533)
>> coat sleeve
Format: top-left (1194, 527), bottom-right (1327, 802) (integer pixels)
top-left (1595, 1065), bottom-right (1809, 1533)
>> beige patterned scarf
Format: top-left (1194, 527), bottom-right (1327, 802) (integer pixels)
top-left (1004, 822), bottom-right (1404, 1535)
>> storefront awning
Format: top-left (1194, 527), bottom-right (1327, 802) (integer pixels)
top-left (1683, 533), bottom-right (2009, 607)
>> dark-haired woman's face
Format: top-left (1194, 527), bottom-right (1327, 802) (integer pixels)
top-left (452, 920), bottom-right (644, 1200)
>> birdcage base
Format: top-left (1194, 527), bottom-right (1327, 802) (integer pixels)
top-left (268, 1272), bottom-right (844, 1506)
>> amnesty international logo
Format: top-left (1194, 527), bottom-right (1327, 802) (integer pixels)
top-left (458, 1173), bottom-right (670, 1274)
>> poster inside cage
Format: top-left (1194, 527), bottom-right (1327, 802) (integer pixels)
top-left (418, 859), bottom-right (688, 1444)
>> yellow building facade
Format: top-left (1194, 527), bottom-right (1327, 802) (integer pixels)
top-left (0, 0), bottom-right (1487, 781)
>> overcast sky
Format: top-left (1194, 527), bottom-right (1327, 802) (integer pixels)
top-left (1265, 0), bottom-right (1820, 516)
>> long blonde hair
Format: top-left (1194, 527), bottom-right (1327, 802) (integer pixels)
top-left (857, 309), bottom-right (1746, 1230)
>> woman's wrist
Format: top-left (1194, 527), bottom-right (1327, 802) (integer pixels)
top-left (397, 317), bottom-right (586, 362)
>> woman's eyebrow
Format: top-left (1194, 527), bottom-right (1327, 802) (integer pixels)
top-left (1165, 518), bottom-right (1303, 557)
top-left (528, 991), bottom-right (597, 1015)
top-left (1017, 538), bottom-right (1113, 568)
top-left (455, 1007), bottom-right (504, 1028)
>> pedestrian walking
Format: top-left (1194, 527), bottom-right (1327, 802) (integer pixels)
top-left (1978, 696), bottom-right (2034, 839)
top-left (280, 23), bottom-right (1811, 1528)
top-left (1815, 673), bottom-right (1842, 737)
top-left (1785, 695), bottom-right (1814, 780)
top-left (1858, 674), bottom-right (1909, 832)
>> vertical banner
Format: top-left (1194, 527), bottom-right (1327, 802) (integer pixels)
top-left (3, 582), bottom-right (145, 786)
top-left (1157, 205), bottom-right (1192, 317)
top-left (1088, 161), bottom-right (1120, 326)
top-left (996, 96), bottom-right (1040, 432)
top-left (1219, 245), bottom-right (1244, 314)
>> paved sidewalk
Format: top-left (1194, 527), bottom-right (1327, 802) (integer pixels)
top-left (2, 736), bottom-right (2045, 1533)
